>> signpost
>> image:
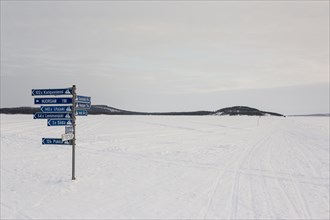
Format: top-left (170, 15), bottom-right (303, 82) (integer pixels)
top-left (72, 85), bottom-right (77, 180)
top-left (32, 85), bottom-right (91, 180)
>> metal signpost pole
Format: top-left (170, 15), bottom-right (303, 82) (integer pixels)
top-left (72, 85), bottom-right (76, 180)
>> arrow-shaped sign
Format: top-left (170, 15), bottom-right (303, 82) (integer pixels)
top-left (47, 119), bottom-right (73, 126)
top-left (76, 102), bottom-right (91, 109)
top-left (35, 98), bottom-right (72, 105)
top-left (32, 88), bottom-right (72, 96)
top-left (76, 95), bottom-right (91, 103)
top-left (40, 106), bottom-right (72, 113)
top-left (75, 110), bottom-right (88, 116)
top-left (34, 113), bottom-right (72, 119)
top-left (42, 138), bottom-right (71, 145)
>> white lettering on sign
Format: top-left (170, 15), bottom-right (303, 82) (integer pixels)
top-left (41, 99), bottom-right (57, 104)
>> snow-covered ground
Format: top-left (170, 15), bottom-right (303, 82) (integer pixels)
top-left (1, 115), bottom-right (329, 219)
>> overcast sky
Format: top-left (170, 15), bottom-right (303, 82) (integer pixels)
top-left (1, 1), bottom-right (329, 115)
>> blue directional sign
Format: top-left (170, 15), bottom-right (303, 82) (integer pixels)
top-left (35, 98), bottom-right (72, 105)
top-left (76, 102), bottom-right (91, 109)
top-left (75, 110), bottom-right (88, 116)
top-left (42, 138), bottom-right (71, 145)
top-left (76, 96), bottom-right (91, 103)
top-left (47, 119), bottom-right (73, 126)
top-left (41, 106), bottom-right (72, 113)
top-left (34, 113), bottom-right (72, 119)
top-left (32, 88), bottom-right (72, 96)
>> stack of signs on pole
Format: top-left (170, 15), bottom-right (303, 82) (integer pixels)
top-left (32, 86), bottom-right (91, 180)
top-left (75, 95), bottom-right (91, 113)
top-left (32, 87), bottom-right (74, 145)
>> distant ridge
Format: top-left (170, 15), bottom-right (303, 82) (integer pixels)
top-left (0, 106), bottom-right (38, 114)
top-left (289, 113), bottom-right (330, 117)
top-left (0, 105), bottom-right (285, 116)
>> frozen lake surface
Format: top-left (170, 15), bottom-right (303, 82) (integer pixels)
top-left (1, 115), bottom-right (329, 219)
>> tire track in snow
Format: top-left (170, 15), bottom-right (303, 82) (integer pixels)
top-left (258, 120), bottom-right (310, 219)
top-left (259, 121), bottom-right (312, 219)
top-left (230, 130), bottom-right (274, 219)
top-left (201, 122), bottom-right (273, 219)
top-left (1, 202), bottom-right (32, 220)
top-left (276, 129), bottom-right (313, 219)
top-left (199, 154), bottom-right (237, 218)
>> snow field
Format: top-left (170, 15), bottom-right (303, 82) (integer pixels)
top-left (1, 115), bottom-right (329, 219)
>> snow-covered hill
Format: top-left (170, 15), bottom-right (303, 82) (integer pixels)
top-left (1, 115), bottom-right (329, 219)
top-left (215, 106), bottom-right (284, 116)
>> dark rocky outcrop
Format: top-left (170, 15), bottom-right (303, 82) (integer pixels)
top-left (215, 106), bottom-right (284, 116)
